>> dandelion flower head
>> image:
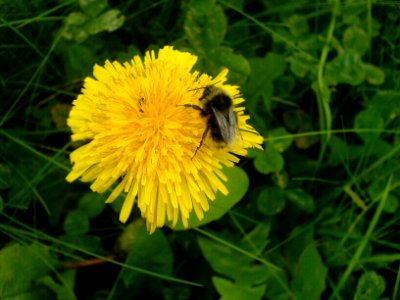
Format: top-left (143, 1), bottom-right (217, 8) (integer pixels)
top-left (66, 46), bottom-right (263, 233)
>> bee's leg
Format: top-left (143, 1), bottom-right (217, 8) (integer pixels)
top-left (192, 125), bottom-right (209, 159)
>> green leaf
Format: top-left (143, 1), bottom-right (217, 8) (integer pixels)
top-left (198, 228), bottom-right (272, 299)
top-left (121, 224), bottom-right (173, 287)
top-left (291, 243), bottom-right (328, 300)
top-left (88, 9), bottom-right (125, 35)
top-left (172, 166), bottom-right (249, 230)
top-left (37, 275), bottom-right (76, 300)
top-left (162, 285), bottom-right (191, 300)
top-left (184, 2), bottom-right (227, 50)
top-left (212, 276), bottom-right (267, 300)
top-left (325, 51), bottom-right (365, 85)
top-left (287, 15), bottom-right (309, 37)
top-left (78, 192), bottom-right (106, 218)
top-left (343, 25), bottom-right (370, 56)
top-left (285, 188), bottom-right (315, 213)
top-left (368, 90), bottom-right (400, 118)
top-left (62, 12), bottom-right (90, 42)
top-left (115, 220), bottom-right (144, 254)
top-left (0, 242), bottom-right (56, 298)
top-left (254, 147), bottom-right (284, 174)
top-left (198, 224), bottom-right (272, 281)
top-left (354, 108), bottom-right (384, 144)
top-left (257, 186), bottom-right (286, 216)
top-left (284, 225), bottom-right (315, 269)
top-left (355, 271), bottom-right (386, 300)
top-left (63, 210), bottom-right (90, 235)
top-left (245, 53), bottom-right (285, 112)
top-left (245, 57), bottom-right (273, 112)
top-left (383, 194), bottom-right (399, 213)
top-left (288, 52), bottom-right (317, 78)
top-left (65, 44), bottom-right (97, 78)
top-left (266, 127), bottom-right (293, 153)
top-left (238, 221), bottom-right (271, 256)
top-left (210, 46), bottom-right (250, 83)
top-left (362, 63), bottom-right (385, 85)
top-left (263, 53), bottom-right (287, 81)
top-left (79, 0), bottom-right (107, 17)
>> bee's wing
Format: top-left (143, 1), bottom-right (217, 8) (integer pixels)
top-left (212, 107), bottom-right (237, 144)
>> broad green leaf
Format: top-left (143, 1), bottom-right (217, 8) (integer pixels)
top-left (354, 108), bottom-right (384, 144)
top-left (198, 227), bottom-right (272, 283)
top-left (80, 0), bottom-right (107, 17)
top-left (37, 275), bottom-right (76, 300)
top-left (320, 238), bottom-right (350, 267)
top-left (327, 135), bottom-right (349, 165)
top-left (257, 186), bottom-right (286, 216)
top-left (0, 242), bottom-right (56, 298)
top-left (210, 46), bottom-right (250, 83)
top-left (244, 57), bottom-right (273, 112)
top-left (368, 90), bottom-right (400, 118)
top-left (65, 44), bottom-right (97, 78)
top-left (121, 224), bottom-right (173, 287)
top-left (343, 26), bottom-right (370, 56)
top-left (162, 285), bottom-right (191, 300)
top-left (115, 220), bottom-right (144, 254)
top-left (245, 52), bottom-right (285, 111)
top-left (238, 221), bottom-right (271, 256)
top-left (172, 166), bottom-right (249, 230)
top-left (285, 188), bottom-right (315, 213)
top-left (184, 2), bottom-right (227, 50)
top-left (288, 52), bottom-right (317, 78)
top-left (325, 51), bottom-right (365, 85)
top-left (65, 11), bottom-right (88, 26)
top-left (291, 243), bottom-right (328, 300)
top-left (63, 210), bottom-right (90, 235)
top-left (88, 9), bottom-right (125, 35)
top-left (266, 127), bottom-right (293, 153)
top-left (212, 276), bottom-right (267, 300)
top-left (362, 63), bottom-right (385, 85)
top-left (284, 225), bottom-right (314, 269)
top-left (287, 15), bottom-right (309, 37)
top-left (78, 192), bottom-right (106, 218)
top-left (254, 147), bottom-right (284, 174)
top-left (62, 12), bottom-right (90, 42)
top-left (198, 235), bottom-right (243, 276)
top-left (263, 53), bottom-right (287, 81)
top-left (355, 271), bottom-right (386, 300)
top-left (383, 194), bottom-right (399, 213)
top-left (283, 110), bottom-right (319, 149)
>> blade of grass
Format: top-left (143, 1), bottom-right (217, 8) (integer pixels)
top-left (0, 213), bottom-right (203, 287)
top-left (329, 175), bottom-right (392, 299)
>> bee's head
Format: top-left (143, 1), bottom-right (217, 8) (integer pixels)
top-left (202, 86), bottom-right (232, 110)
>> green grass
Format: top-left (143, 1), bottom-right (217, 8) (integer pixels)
top-left (1, 0), bottom-right (400, 299)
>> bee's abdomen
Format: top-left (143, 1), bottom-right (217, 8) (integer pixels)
top-left (208, 117), bottom-right (225, 143)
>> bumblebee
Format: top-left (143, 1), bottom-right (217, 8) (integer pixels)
top-left (184, 85), bottom-right (238, 157)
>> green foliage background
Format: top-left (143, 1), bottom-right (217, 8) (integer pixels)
top-left (1, 0), bottom-right (400, 299)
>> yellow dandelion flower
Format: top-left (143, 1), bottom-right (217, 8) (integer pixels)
top-left (66, 46), bottom-right (263, 233)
